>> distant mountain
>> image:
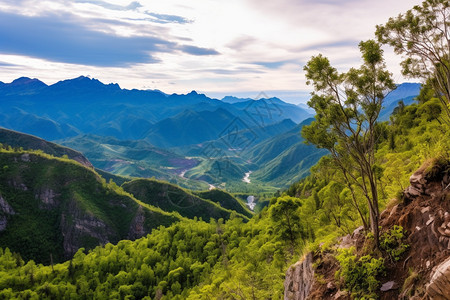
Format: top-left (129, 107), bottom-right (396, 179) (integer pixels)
top-left (379, 82), bottom-right (421, 121)
top-left (244, 118), bottom-right (328, 186)
top-left (297, 103), bottom-right (315, 114)
top-left (145, 108), bottom-right (238, 148)
top-left (0, 76), bottom-right (311, 142)
top-left (0, 77), bottom-right (47, 95)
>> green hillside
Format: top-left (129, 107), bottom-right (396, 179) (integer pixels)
top-left (0, 148), bottom-right (180, 264)
top-left (122, 179), bottom-right (249, 221)
top-left (184, 157), bottom-right (252, 184)
top-left (194, 189), bottom-right (253, 218)
top-left (0, 127), bottom-right (92, 168)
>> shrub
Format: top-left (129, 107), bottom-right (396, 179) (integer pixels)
top-left (335, 247), bottom-right (385, 299)
top-left (380, 225), bottom-right (409, 261)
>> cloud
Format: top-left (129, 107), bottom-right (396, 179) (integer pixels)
top-left (226, 35), bottom-right (258, 51)
top-left (250, 60), bottom-right (296, 69)
top-left (298, 40), bottom-right (359, 52)
top-left (0, 61), bottom-right (18, 67)
top-left (75, 0), bottom-right (142, 11)
top-left (177, 45), bottom-right (220, 56)
top-left (145, 12), bottom-right (192, 24)
top-left (0, 11), bottom-right (217, 66)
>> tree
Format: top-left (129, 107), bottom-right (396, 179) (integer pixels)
top-left (376, 0), bottom-right (450, 121)
top-left (302, 40), bottom-right (395, 248)
top-left (269, 196), bottom-right (303, 251)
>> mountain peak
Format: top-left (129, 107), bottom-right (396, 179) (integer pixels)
top-left (10, 77), bottom-right (47, 87)
top-left (51, 76), bottom-right (121, 91)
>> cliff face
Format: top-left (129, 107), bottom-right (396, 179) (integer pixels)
top-left (284, 253), bottom-right (314, 300)
top-left (284, 160), bottom-right (450, 299)
top-left (0, 152), bottom-right (179, 263)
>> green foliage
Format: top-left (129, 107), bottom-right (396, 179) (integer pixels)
top-left (270, 196), bottom-right (304, 249)
top-left (380, 226), bottom-right (409, 261)
top-left (0, 212), bottom-right (293, 299)
top-left (335, 247), bottom-right (385, 299)
top-left (302, 39), bottom-right (396, 246)
top-left (376, 0), bottom-right (450, 121)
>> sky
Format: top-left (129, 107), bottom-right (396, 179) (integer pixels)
top-left (0, 0), bottom-right (423, 104)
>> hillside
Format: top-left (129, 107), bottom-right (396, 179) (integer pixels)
top-left (0, 127), bottom-right (92, 168)
top-left (122, 179), bottom-right (249, 221)
top-left (245, 118), bottom-right (328, 186)
top-left (194, 189), bottom-right (253, 218)
top-left (0, 149), bottom-right (180, 264)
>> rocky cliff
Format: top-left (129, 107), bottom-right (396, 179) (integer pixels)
top-left (284, 159), bottom-right (450, 299)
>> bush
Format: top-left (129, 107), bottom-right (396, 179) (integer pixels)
top-left (380, 225), bottom-right (409, 261)
top-left (335, 247), bottom-right (385, 299)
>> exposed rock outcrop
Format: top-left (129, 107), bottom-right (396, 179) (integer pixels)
top-left (35, 187), bottom-right (59, 207)
top-left (284, 252), bottom-right (314, 300)
top-left (60, 199), bottom-right (112, 257)
top-left (128, 205), bottom-right (146, 240)
top-left (426, 256), bottom-right (450, 300)
top-left (0, 195), bottom-right (15, 231)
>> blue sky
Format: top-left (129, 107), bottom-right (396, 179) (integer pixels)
top-left (0, 0), bottom-right (422, 104)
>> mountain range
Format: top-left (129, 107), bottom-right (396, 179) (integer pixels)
top-left (0, 76), bottom-right (421, 190)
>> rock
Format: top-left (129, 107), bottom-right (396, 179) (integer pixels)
top-left (339, 234), bottom-right (353, 249)
top-left (36, 188), bottom-right (57, 206)
top-left (0, 195), bottom-right (15, 215)
top-left (445, 229), bottom-right (450, 237)
top-left (410, 172), bottom-right (426, 187)
top-left (405, 185), bottom-right (421, 197)
top-left (421, 206), bottom-right (430, 214)
top-left (284, 252), bottom-right (314, 300)
top-left (20, 153), bottom-right (30, 162)
top-left (426, 261), bottom-right (431, 268)
top-left (351, 225), bottom-right (365, 239)
top-left (426, 256), bottom-right (450, 299)
top-left (326, 282), bottom-right (336, 292)
top-left (334, 290), bottom-right (347, 300)
top-left (0, 196), bottom-right (15, 232)
top-left (0, 215), bottom-right (8, 231)
top-left (380, 281), bottom-right (399, 292)
top-left (427, 217), bottom-right (435, 226)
